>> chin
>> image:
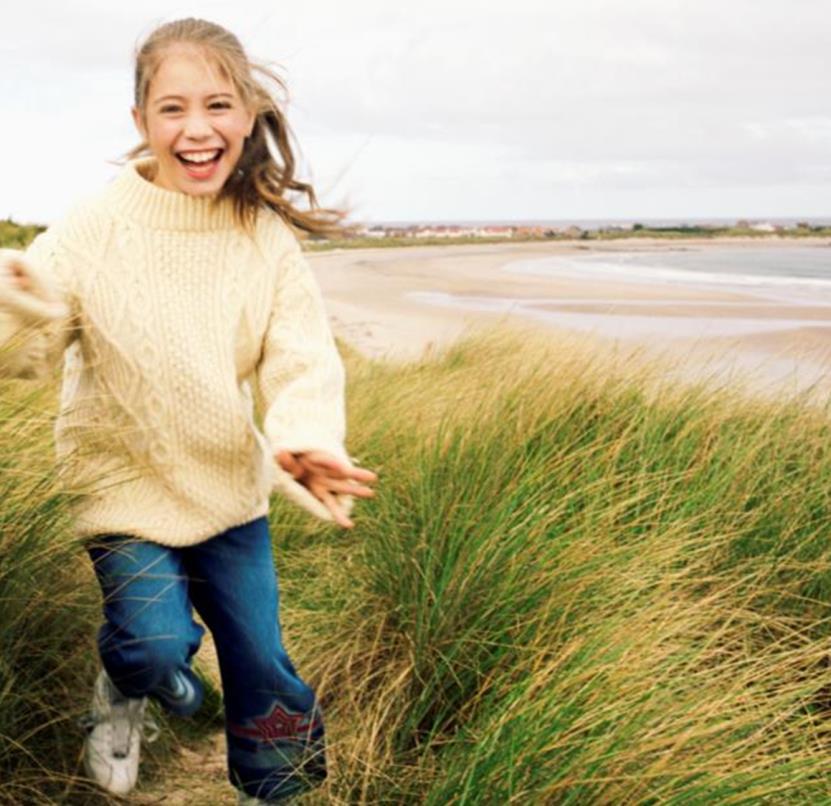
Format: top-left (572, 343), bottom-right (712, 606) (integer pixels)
top-left (183, 181), bottom-right (225, 197)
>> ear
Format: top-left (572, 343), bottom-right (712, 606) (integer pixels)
top-left (131, 106), bottom-right (147, 139)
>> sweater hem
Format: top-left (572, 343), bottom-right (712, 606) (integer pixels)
top-left (71, 497), bottom-right (271, 548)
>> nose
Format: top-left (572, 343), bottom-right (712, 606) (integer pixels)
top-left (182, 111), bottom-right (212, 140)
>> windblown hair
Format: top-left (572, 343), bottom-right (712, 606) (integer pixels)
top-left (126, 18), bottom-right (345, 237)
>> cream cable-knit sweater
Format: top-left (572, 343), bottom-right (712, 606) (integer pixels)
top-left (0, 157), bottom-right (353, 547)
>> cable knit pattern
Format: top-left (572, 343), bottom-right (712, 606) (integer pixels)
top-left (0, 157), bottom-right (351, 546)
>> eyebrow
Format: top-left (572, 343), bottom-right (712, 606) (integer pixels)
top-left (153, 93), bottom-right (234, 106)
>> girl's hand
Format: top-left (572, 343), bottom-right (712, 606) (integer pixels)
top-left (0, 255), bottom-right (34, 292)
top-left (275, 449), bottom-right (378, 528)
top-left (0, 249), bottom-right (69, 322)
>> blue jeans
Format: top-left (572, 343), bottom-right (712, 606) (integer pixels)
top-left (86, 515), bottom-right (326, 802)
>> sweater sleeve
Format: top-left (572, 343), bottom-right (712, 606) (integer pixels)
top-left (255, 233), bottom-right (353, 523)
top-left (0, 229), bottom-right (77, 381)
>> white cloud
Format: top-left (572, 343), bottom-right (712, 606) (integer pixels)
top-left (1, 0), bottom-right (829, 223)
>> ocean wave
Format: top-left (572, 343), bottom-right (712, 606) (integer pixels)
top-left (503, 254), bottom-right (831, 292)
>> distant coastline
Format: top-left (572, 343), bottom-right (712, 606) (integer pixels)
top-left (3, 215), bottom-right (831, 254)
top-left (371, 215), bottom-right (831, 229)
top-left (308, 221), bottom-right (831, 251)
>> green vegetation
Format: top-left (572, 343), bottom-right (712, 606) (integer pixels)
top-left (590, 223), bottom-right (831, 241)
top-left (5, 217), bottom-right (830, 256)
top-left (0, 379), bottom-right (98, 803)
top-left (304, 223), bottom-right (831, 250)
top-left (0, 368), bottom-right (222, 803)
top-left (4, 317), bottom-right (831, 802)
top-left (0, 219), bottom-right (44, 250)
top-left (278, 329), bottom-right (831, 803)
top-left (305, 234), bottom-right (533, 250)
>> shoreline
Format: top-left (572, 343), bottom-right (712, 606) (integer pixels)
top-left (309, 239), bottom-right (831, 406)
top-left (305, 231), bottom-right (831, 253)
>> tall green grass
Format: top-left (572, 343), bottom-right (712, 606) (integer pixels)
top-left (0, 377), bottom-right (100, 803)
top-left (0, 374), bottom-right (216, 804)
top-left (275, 327), bottom-right (831, 804)
top-left (4, 326), bottom-right (831, 802)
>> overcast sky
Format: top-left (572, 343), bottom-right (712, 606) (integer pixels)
top-left (1, 0), bottom-right (828, 225)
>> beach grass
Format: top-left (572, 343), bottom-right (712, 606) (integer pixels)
top-left (275, 327), bottom-right (831, 803)
top-left (2, 326), bottom-right (831, 802)
top-left (0, 373), bottom-right (219, 804)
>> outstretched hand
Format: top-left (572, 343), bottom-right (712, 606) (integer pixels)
top-left (0, 255), bottom-right (34, 292)
top-left (275, 450), bottom-right (378, 528)
top-left (0, 249), bottom-right (69, 322)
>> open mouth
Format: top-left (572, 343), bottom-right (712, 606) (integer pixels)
top-left (175, 149), bottom-right (224, 180)
top-left (176, 148), bottom-right (223, 166)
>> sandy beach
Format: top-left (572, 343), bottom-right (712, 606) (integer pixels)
top-left (308, 238), bottom-right (831, 405)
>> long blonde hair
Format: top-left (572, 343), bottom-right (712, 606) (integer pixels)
top-left (126, 18), bottom-right (344, 237)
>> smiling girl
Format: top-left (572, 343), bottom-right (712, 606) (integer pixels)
top-left (0, 17), bottom-right (376, 804)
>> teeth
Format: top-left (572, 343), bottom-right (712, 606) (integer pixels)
top-left (179, 150), bottom-right (220, 164)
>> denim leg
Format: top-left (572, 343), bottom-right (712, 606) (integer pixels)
top-left (184, 516), bottom-right (326, 802)
top-left (87, 535), bottom-right (205, 716)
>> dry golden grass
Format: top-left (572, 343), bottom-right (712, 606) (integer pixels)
top-left (4, 323), bottom-right (831, 802)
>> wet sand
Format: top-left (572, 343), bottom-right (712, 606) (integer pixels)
top-left (308, 238), bottom-right (831, 405)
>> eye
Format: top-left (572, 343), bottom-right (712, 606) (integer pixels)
top-left (209, 101), bottom-right (232, 110)
top-left (160, 105), bottom-right (182, 114)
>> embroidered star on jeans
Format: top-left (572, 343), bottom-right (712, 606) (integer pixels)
top-left (229, 702), bottom-right (321, 742)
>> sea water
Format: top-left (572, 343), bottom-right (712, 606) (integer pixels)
top-left (406, 245), bottom-right (831, 341)
top-left (503, 246), bottom-right (831, 298)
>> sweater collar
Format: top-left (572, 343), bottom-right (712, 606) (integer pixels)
top-left (106, 156), bottom-right (238, 232)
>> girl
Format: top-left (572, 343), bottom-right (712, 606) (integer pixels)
top-left (0, 17), bottom-right (377, 804)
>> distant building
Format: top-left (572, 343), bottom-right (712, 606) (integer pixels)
top-left (515, 226), bottom-right (546, 237)
top-left (415, 225), bottom-right (465, 238)
top-left (480, 225), bottom-right (513, 238)
top-left (351, 222), bottom-right (553, 241)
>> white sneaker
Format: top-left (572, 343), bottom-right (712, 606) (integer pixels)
top-left (80, 670), bottom-right (159, 795)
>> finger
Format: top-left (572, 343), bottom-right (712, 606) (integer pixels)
top-left (275, 450), bottom-right (294, 472)
top-left (313, 484), bottom-right (354, 529)
top-left (307, 476), bottom-right (375, 498)
top-left (299, 453), bottom-right (379, 484)
top-left (341, 481), bottom-right (375, 498)
top-left (300, 451), bottom-right (349, 476)
top-left (345, 466), bottom-right (379, 483)
top-left (275, 451), bottom-right (305, 480)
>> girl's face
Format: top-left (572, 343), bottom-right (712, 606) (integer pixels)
top-left (131, 46), bottom-right (255, 197)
